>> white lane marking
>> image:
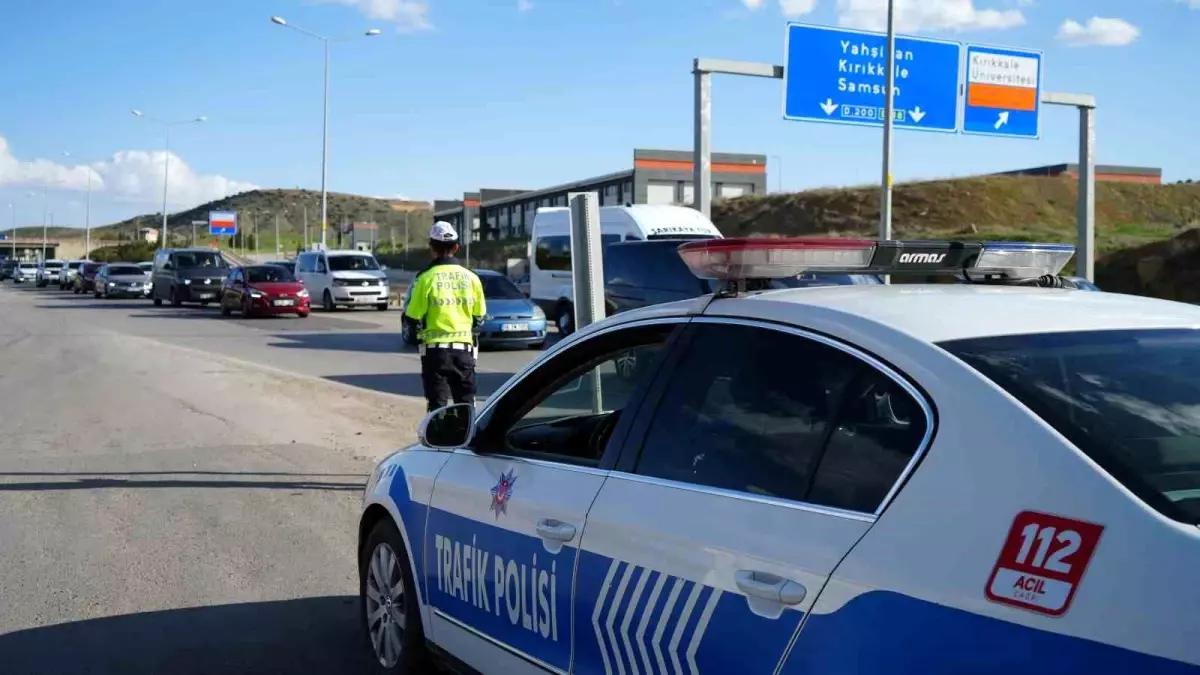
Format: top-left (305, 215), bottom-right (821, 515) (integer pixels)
top-left (607, 562), bottom-right (636, 675)
top-left (653, 578), bottom-right (685, 675)
top-left (620, 566), bottom-right (651, 675)
top-left (636, 572), bottom-right (668, 674)
top-left (668, 582), bottom-right (704, 675)
top-left (592, 559), bottom-right (622, 675)
top-left (686, 589), bottom-right (723, 675)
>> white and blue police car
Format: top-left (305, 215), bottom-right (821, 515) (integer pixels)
top-left (358, 237), bottom-right (1200, 674)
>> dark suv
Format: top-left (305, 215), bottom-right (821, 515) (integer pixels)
top-left (603, 239), bottom-right (882, 315)
top-left (151, 248), bottom-right (230, 306)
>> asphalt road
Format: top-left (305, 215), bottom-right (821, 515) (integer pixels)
top-left (0, 283), bottom-right (546, 673)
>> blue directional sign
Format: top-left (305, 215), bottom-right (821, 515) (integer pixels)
top-left (208, 210), bottom-right (238, 236)
top-left (962, 44), bottom-right (1043, 139)
top-left (783, 22), bottom-right (962, 133)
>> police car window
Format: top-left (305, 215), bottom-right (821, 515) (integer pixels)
top-left (634, 323), bottom-right (865, 503)
top-left (944, 328), bottom-right (1200, 526)
top-left (481, 324), bottom-right (674, 466)
top-left (808, 369), bottom-right (928, 513)
top-left (535, 236), bottom-right (570, 271)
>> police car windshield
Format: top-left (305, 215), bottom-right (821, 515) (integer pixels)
top-left (943, 328), bottom-right (1200, 526)
top-left (480, 275), bottom-right (524, 300)
top-left (329, 255), bottom-right (380, 272)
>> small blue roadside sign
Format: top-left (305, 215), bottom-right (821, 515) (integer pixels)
top-left (209, 210), bottom-right (238, 236)
top-left (962, 44), bottom-right (1043, 139)
top-left (783, 22), bottom-right (962, 133)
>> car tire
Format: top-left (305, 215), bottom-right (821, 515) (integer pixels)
top-left (242, 297), bottom-right (253, 318)
top-left (171, 286), bottom-right (183, 307)
top-left (556, 302), bottom-right (575, 336)
top-left (360, 518), bottom-right (428, 674)
top-left (323, 290), bottom-right (335, 312)
top-left (153, 296), bottom-right (163, 306)
top-left (220, 303), bottom-right (232, 317)
top-left (297, 310), bottom-right (309, 319)
top-left (376, 303), bottom-right (388, 312)
top-left (94, 290), bottom-right (102, 299)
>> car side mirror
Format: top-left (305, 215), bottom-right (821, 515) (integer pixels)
top-left (418, 403), bottom-right (476, 449)
top-left (163, 262), bottom-right (173, 271)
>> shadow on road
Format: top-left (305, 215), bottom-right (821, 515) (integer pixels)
top-left (325, 371), bottom-right (516, 399)
top-left (269, 331), bottom-right (402, 354)
top-left (0, 471), bottom-right (365, 492)
top-left (0, 596), bottom-right (376, 675)
top-left (35, 301), bottom-right (154, 310)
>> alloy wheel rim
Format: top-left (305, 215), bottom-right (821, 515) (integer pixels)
top-left (365, 542), bottom-right (406, 667)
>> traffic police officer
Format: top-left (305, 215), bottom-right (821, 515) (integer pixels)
top-left (404, 222), bottom-right (487, 412)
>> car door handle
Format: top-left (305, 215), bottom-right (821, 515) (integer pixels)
top-left (535, 519), bottom-right (577, 543)
top-left (735, 570), bottom-right (807, 606)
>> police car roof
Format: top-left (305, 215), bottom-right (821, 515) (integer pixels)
top-left (597, 284), bottom-right (1200, 344)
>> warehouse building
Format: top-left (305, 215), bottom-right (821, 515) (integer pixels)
top-left (995, 163), bottom-right (1162, 184)
top-left (433, 148), bottom-right (767, 242)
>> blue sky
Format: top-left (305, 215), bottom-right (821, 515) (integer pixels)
top-left (1, 0), bottom-right (1197, 228)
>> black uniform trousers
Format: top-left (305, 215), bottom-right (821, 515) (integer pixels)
top-left (420, 346), bottom-right (478, 412)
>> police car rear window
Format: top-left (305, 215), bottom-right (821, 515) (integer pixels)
top-left (942, 328), bottom-right (1200, 526)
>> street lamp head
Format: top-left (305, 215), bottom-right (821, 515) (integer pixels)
top-left (365, 28), bottom-right (381, 36)
top-left (271, 16), bottom-right (287, 26)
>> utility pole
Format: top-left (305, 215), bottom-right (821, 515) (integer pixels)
top-left (274, 212), bottom-right (280, 256)
top-left (302, 204), bottom-right (309, 251)
top-left (403, 211), bottom-right (410, 268)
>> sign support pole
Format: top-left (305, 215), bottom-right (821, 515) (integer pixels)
top-left (691, 56), bottom-right (1096, 280)
top-left (880, 0), bottom-right (897, 245)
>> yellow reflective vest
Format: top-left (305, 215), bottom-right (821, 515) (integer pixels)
top-left (404, 260), bottom-right (486, 345)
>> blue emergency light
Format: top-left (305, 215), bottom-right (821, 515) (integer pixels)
top-left (677, 237), bottom-right (1077, 287)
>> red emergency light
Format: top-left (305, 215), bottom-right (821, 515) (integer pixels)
top-left (677, 237), bottom-right (1077, 286)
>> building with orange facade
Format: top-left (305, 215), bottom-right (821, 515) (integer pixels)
top-left (434, 148), bottom-right (768, 242)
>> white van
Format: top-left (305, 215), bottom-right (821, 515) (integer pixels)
top-left (529, 204), bottom-right (723, 334)
top-left (294, 249), bottom-right (390, 312)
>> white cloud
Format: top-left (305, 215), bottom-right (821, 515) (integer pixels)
top-left (835, 0), bottom-right (1025, 32)
top-left (742, 0), bottom-right (768, 9)
top-left (1057, 17), bottom-right (1139, 46)
top-left (317, 0), bottom-right (432, 32)
top-left (780, 0), bottom-right (817, 16)
top-left (0, 136), bottom-right (258, 209)
top-left (1177, 0), bottom-right (1200, 8)
top-left (517, 0), bottom-right (533, 11)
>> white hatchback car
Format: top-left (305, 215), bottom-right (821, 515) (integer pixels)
top-left (358, 237), bottom-right (1200, 675)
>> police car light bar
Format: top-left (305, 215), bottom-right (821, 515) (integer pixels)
top-left (677, 238), bottom-right (1075, 282)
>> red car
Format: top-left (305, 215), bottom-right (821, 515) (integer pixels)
top-left (74, 262), bottom-right (101, 294)
top-left (219, 264), bottom-right (310, 318)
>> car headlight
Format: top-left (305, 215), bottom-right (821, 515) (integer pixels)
top-left (297, 289), bottom-right (309, 298)
top-left (484, 314), bottom-right (493, 321)
top-left (108, 282), bottom-right (116, 287)
top-left (249, 291), bottom-right (264, 299)
top-left (532, 306), bottom-right (546, 320)
top-left (183, 279), bottom-right (192, 285)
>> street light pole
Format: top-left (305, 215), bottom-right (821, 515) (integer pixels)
top-left (8, 203), bottom-right (15, 261)
top-left (271, 16), bottom-right (380, 252)
top-left (131, 110), bottom-right (206, 250)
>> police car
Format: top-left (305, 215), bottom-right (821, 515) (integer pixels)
top-left (358, 237), bottom-right (1200, 674)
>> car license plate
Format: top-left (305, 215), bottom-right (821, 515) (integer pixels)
top-left (273, 299), bottom-right (295, 307)
top-left (197, 292), bottom-right (214, 299)
top-left (501, 323), bottom-right (529, 332)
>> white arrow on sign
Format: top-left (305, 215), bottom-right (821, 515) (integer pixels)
top-left (994, 111), bottom-right (1010, 130)
top-left (910, 107), bottom-right (926, 123)
top-left (819, 99), bottom-right (838, 116)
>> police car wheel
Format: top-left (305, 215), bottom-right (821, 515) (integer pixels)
top-left (360, 518), bottom-right (426, 673)
top-left (556, 303), bottom-right (574, 336)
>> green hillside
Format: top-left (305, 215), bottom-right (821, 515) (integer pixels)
top-left (711, 175), bottom-right (1200, 259)
top-left (92, 189), bottom-right (434, 252)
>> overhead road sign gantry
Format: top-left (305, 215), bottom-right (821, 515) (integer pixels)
top-left (209, 210), bottom-right (238, 236)
top-left (963, 44), bottom-right (1043, 139)
top-left (783, 22), bottom-right (962, 133)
